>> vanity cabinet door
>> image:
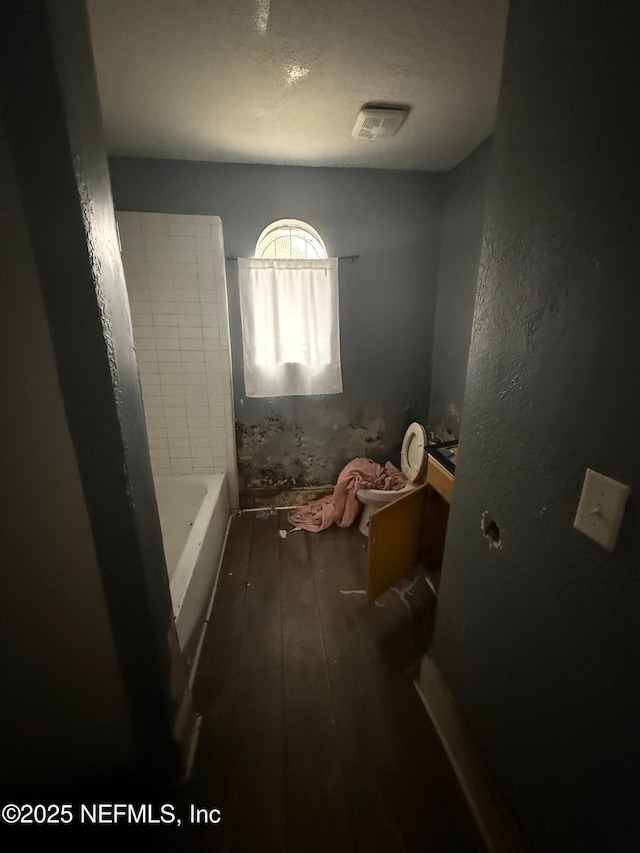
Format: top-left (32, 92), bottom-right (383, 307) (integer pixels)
top-left (367, 483), bottom-right (428, 603)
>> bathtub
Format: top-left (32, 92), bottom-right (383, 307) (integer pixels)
top-left (154, 474), bottom-right (230, 662)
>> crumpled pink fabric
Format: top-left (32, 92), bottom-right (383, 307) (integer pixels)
top-left (287, 457), bottom-right (407, 533)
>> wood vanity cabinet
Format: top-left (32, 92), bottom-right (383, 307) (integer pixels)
top-left (367, 456), bottom-right (454, 602)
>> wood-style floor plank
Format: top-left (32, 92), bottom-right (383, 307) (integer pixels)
top-left (282, 603), bottom-right (354, 852)
top-left (279, 513), bottom-right (316, 609)
top-left (334, 523), bottom-right (370, 591)
top-left (310, 529), bottom-right (406, 851)
top-left (239, 511), bottom-right (282, 674)
top-left (246, 510), bottom-right (281, 605)
top-left (212, 510), bottom-right (253, 608)
top-left (224, 666), bottom-right (287, 852)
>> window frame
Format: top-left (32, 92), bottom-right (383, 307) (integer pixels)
top-left (254, 218), bottom-right (328, 260)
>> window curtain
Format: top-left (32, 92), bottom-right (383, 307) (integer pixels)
top-left (238, 258), bottom-right (342, 397)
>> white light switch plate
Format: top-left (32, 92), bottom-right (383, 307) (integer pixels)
top-left (573, 468), bottom-right (630, 552)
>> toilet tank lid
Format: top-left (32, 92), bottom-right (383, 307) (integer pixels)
top-left (400, 422), bottom-right (428, 482)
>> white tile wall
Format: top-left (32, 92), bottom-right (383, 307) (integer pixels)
top-left (117, 211), bottom-right (238, 507)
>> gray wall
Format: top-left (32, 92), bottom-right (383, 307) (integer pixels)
top-left (0, 0), bottom-right (189, 790)
top-left (0, 110), bottom-right (135, 792)
top-left (431, 1), bottom-right (640, 851)
top-left (110, 159), bottom-right (444, 498)
top-left (429, 137), bottom-right (493, 436)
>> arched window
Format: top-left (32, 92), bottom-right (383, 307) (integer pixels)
top-left (255, 219), bottom-right (328, 260)
top-left (238, 219), bottom-right (342, 397)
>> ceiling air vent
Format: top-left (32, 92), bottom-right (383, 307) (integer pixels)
top-left (352, 107), bottom-right (409, 140)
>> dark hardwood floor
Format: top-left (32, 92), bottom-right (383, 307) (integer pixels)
top-left (171, 511), bottom-right (486, 853)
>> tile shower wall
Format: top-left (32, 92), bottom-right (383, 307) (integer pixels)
top-left (116, 211), bottom-right (238, 507)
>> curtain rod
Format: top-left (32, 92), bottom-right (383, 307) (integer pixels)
top-left (225, 254), bottom-right (359, 262)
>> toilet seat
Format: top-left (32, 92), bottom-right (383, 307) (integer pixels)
top-left (400, 422), bottom-right (428, 483)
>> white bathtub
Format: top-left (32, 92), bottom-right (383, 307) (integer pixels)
top-left (154, 474), bottom-right (230, 660)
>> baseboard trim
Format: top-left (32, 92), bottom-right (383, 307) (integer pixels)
top-left (414, 655), bottom-right (528, 853)
top-left (239, 484), bottom-right (334, 510)
top-left (172, 680), bottom-right (199, 783)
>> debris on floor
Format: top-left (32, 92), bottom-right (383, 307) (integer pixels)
top-left (374, 574), bottom-right (421, 616)
top-left (425, 575), bottom-right (438, 598)
top-left (279, 527), bottom-right (302, 538)
top-left (339, 575), bottom-right (423, 616)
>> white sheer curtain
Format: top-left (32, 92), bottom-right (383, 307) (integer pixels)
top-left (238, 258), bottom-right (342, 397)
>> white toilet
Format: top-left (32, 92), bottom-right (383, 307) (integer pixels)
top-left (357, 422), bottom-right (429, 536)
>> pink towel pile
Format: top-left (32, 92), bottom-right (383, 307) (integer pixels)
top-left (287, 457), bottom-right (407, 533)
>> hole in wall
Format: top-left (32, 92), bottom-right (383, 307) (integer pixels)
top-left (481, 512), bottom-right (502, 549)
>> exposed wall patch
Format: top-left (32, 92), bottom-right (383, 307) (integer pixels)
top-left (235, 402), bottom-right (388, 493)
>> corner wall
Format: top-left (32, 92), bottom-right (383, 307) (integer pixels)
top-left (431, 2), bottom-right (640, 851)
top-left (428, 137), bottom-right (493, 436)
top-left (0, 111), bottom-right (134, 792)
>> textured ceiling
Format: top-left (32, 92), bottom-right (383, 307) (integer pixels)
top-left (87, 0), bottom-right (508, 171)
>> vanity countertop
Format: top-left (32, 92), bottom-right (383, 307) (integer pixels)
top-left (428, 440), bottom-right (458, 476)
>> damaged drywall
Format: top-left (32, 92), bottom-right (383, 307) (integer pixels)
top-left (236, 399), bottom-right (397, 496)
